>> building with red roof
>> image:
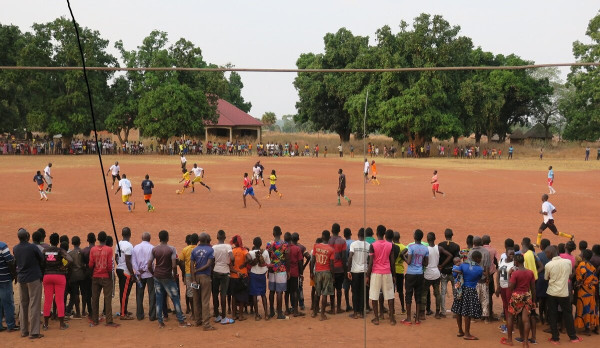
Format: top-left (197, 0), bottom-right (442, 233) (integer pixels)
top-left (205, 99), bottom-right (262, 142)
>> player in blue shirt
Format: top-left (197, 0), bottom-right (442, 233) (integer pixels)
top-left (33, 170), bottom-right (48, 201)
top-left (547, 166), bottom-right (556, 195)
top-left (141, 174), bottom-right (155, 212)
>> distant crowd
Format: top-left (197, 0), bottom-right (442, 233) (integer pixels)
top-left (0, 224), bottom-right (598, 345)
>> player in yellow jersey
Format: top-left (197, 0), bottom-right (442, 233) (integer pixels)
top-left (266, 169), bottom-right (282, 199)
top-left (177, 168), bottom-right (192, 194)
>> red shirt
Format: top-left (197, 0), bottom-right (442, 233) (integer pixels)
top-left (313, 243), bottom-right (334, 272)
top-left (328, 235), bottom-right (347, 273)
top-left (89, 245), bottom-right (113, 278)
top-left (243, 177), bottom-right (252, 188)
top-left (509, 268), bottom-right (535, 294)
top-left (288, 244), bottom-right (302, 277)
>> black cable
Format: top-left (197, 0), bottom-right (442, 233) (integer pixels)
top-left (66, 0), bottom-right (121, 255)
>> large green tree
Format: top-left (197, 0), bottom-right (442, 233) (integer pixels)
top-left (562, 11), bottom-right (600, 141)
top-left (0, 24), bottom-right (26, 134)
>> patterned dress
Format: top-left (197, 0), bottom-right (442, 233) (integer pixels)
top-left (574, 261), bottom-right (599, 330)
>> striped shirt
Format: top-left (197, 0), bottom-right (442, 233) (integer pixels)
top-left (0, 241), bottom-right (15, 282)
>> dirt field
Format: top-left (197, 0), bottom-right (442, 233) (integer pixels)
top-left (0, 154), bottom-right (599, 347)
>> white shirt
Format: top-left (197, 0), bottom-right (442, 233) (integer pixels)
top-left (249, 250), bottom-right (270, 274)
top-left (116, 240), bottom-right (134, 274)
top-left (181, 156), bottom-right (186, 164)
top-left (212, 243), bottom-right (232, 274)
top-left (44, 166), bottom-right (51, 176)
top-left (364, 162), bottom-right (370, 174)
top-left (349, 240), bottom-right (369, 273)
top-left (119, 178), bottom-right (132, 195)
top-left (542, 201), bottom-right (555, 223)
top-left (424, 245), bottom-right (441, 280)
top-left (252, 166), bottom-right (261, 176)
top-left (498, 259), bottom-right (514, 289)
top-left (191, 167), bottom-right (203, 177)
top-left (110, 164), bottom-right (120, 176)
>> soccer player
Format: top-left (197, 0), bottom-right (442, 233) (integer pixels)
top-left (177, 169), bottom-right (191, 194)
top-left (363, 158), bottom-right (370, 183)
top-left (536, 194), bottom-right (573, 247)
top-left (180, 154), bottom-right (187, 172)
top-left (191, 163), bottom-right (211, 193)
top-left (431, 170), bottom-right (445, 198)
top-left (141, 174), bottom-right (155, 212)
top-left (370, 160), bottom-right (380, 185)
top-left (337, 169), bottom-right (351, 206)
top-left (44, 163), bottom-right (53, 193)
top-left (547, 166), bottom-right (556, 194)
top-left (242, 173), bottom-right (261, 208)
top-left (106, 161), bottom-right (121, 190)
top-left (266, 169), bottom-right (282, 199)
top-left (33, 170), bottom-right (48, 201)
top-left (115, 174), bottom-right (135, 212)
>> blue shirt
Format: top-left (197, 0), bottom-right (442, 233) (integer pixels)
top-left (548, 169), bottom-right (554, 179)
top-left (141, 179), bottom-right (154, 195)
top-left (345, 239), bottom-right (354, 258)
top-left (461, 262), bottom-right (483, 288)
top-left (406, 243), bottom-right (429, 275)
top-left (452, 264), bottom-right (461, 282)
top-left (0, 242), bottom-right (15, 282)
top-left (509, 147), bottom-right (513, 153)
top-left (191, 245), bottom-right (214, 276)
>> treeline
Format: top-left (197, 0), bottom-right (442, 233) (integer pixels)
top-left (0, 17), bottom-right (252, 142)
top-left (294, 13), bottom-right (600, 143)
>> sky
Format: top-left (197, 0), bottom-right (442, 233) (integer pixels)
top-left (2, 1), bottom-right (598, 120)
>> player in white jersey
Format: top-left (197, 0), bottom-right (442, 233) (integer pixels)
top-left (44, 162), bottom-right (53, 193)
top-left (191, 163), bottom-right (211, 193)
top-left (106, 161), bottom-right (121, 190)
top-left (252, 162), bottom-right (265, 186)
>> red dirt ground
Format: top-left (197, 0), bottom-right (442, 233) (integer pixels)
top-left (0, 154), bottom-right (599, 347)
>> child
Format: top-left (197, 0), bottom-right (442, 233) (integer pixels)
top-left (452, 257), bottom-right (463, 300)
top-left (266, 170), bottom-right (283, 199)
top-left (177, 168), bottom-right (191, 194)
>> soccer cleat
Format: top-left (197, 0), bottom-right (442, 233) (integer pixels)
top-left (265, 195), bottom-right (270, 199)
top-left (40, 197), bottom-right (43, 200)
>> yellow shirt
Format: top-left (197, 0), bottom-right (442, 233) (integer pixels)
top-left (182, 171), bottom-right (191, 181)
top-left (181, 245), bottom-right (194, 275)
top-left (269, 174), bottom-right (277, 185)
top-left (394, 243), bottom-right (406, 274)
top-left (523, 250), bottom-right (538, 280)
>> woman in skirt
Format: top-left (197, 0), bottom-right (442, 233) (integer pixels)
top-left (503, 253), bottom-right (537, 346)
top-left (452, 250), bottom-right (483, 340)
top-left (247, 237), bottom-right (271, 321)
top-left (230, 235), bottom-right (249, 321)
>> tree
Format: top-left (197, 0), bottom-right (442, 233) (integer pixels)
top-left (261, 111), bottom-right (277, 130)
top-left (104, 76), bottom-right (137, 144)
top-left (0, 24), bottom-right (25, 133)
top-left (529, 68), bottom-right (566, 142)
top-left (224, 70), bottom-right (252, 112)
top-left (294, 28), bottom-right (370, 141)
top-left (562, 11), bottom-right (600, 141)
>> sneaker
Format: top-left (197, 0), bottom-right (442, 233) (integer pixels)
top-left (214, 315), bottom-right (222, 323)
top-left (499, 324), bottom-right (507, 333)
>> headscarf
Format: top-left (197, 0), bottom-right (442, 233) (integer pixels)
top-left (230, 235), bottom-right (243, 248)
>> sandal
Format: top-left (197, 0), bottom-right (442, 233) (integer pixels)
top-left (60, 324), bottom-right (69, 330)
top-left (463, 336), bottom-right (479, 341)
top-left (220, 318), bottom-right (235, 325)
top-left (401, 319), bottom-right (412, 326)
top-left (500, 337), bottom-right (513, 346)
top-left (371, 318), bottom-right (379, 326)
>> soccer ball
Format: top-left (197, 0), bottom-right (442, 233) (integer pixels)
top-left (176, 190), bottom-right (180, 194)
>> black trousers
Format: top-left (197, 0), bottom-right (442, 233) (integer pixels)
top-left (351, 272), bottom-right (365, 313)
top-left (136, 277), bottom-right (156, 321)
top-left (116, 269), bottom-right (134, 315)
top-left (81, 277), bottom-right (92, 316)
top-left (547, 295), bottom-right (577, 342)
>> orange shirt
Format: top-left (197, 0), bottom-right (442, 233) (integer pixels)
top-left (230, 247), bottom-right (248, 278)
top-left (371, 164), bottom-right (377, 175)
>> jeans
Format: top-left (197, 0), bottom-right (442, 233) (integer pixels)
top-left (351, 272), bottom-right (365, 314)
top-left (0, 281), bottom-right (16, 329)
top-left (154, 278), bottom-right (184, 324)
top-left (136, 277), bottom-right (156, 320)
top-left (19, 279), bottom-right (42, 336)
top-left (440, 273), bottom-right (455, 314)
top-left (547, 295), bottom-right (578, 342)
top-left (91, 277), bottom-right (113, 324)
top-left (421, 278), bottom-right (441, 313)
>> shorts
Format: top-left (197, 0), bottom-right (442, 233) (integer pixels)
top-left (122, 194), bottom-right (131, 203)
top-left (548, 178), bottom-right (553, 186)
top-left (268, 272), bottom-right (287, 292)
top-left (338, 187), bottom-right (345, 196)
top-left (369, 273), bottom-right (394, 301)
top-left (508, 292), bottom-right (533, 315)
top-left (314, 271), bottom-right (334, 296)
top-left (333, 272), bottom-right (344, 290)
top-left (192, 176), bottom-right (202, 183)
top-left (211, 272), bottom-right (230, 297)
top-left (253, 173), bottom-right (259, 181)
top-left (112, 174), bottom-right (121, 182)
top-left (432, 183), bottom-right (439, 191)
top-left (183, 179), bottom-right (191, 188)
top-left (539, 219), bottom-right (558, 234)
top-left (38, 184), bottom-right (44, 191)
top-left (269, 184), bottom-right (277, 191)
top-left (44, 175), bottom-right (52, 185)
top-left (405, 273), bottom-right (424, 304)
top-left (243, 187), bottom-right (255, 197)
top-left (144, 194), bottom-right (152, 201)
top-left (185, 274), bottom-right (193, 298)
top-left (249, 272), bottom-right (266, 296)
